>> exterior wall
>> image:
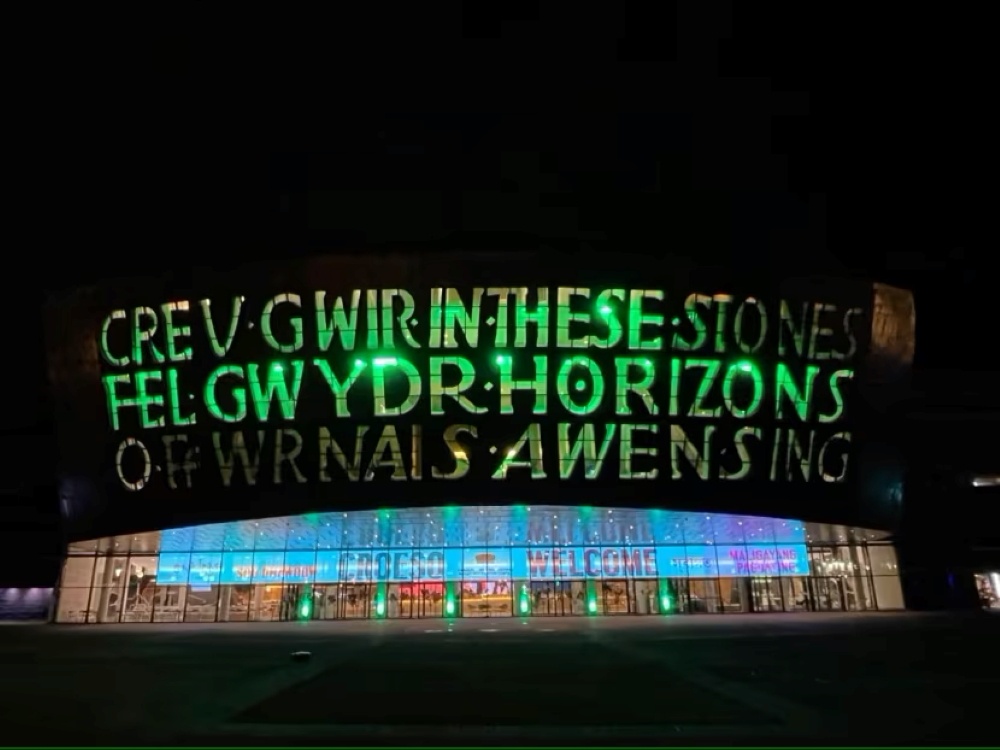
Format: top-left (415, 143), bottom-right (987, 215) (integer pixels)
top-left (46, 255), bottom-right (913, 542)
top-left (54, 505), bottom-right (904, 623)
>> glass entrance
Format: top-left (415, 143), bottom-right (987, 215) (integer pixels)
top-left (749, 577), bottom-right (784, 612)
top-left (810, 577), bottom-right (844, 611)
top-left (632, 579), bottom-right (659, 614)
top-left (339, 583), bottom-right (373, 618)
top-left (530, 581), bottom-right (585, 615)
top-left (601, 580), bottom-right (630, 614)
top-left (386, 583), bottom-right (444, 618)
top-left (310, 585), bottom-right (337, 619)
top-left (461, 580), bottom-right (512, 617)
top-left (278, 584), bottom-right (308, 621)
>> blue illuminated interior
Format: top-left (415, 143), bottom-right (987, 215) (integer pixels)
top-left (151, 506), bottom-right (811, 584)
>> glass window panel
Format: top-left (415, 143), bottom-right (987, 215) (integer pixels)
top-left (317, 516), bottom-right (344, 549)
top-left (152, 585), bottom-right (186, 622)
top-left (223, 521), bottom-right (256, 551)
top-left (744, 516), bottom-right (778, 545)
top-left (59, 556), bottom-right (95, 588)
top-left (221, 551), bottom-right (254, 585)
top-left (687, 578), bottom-right (722, 613)
top-left (682, 545), bottom-right (720, 577)
top-left (121, 555), bottom-right (157, 623)
top-left (867, 544), bottom-right (899, 575)
top-left (286, 516), bottom-right (320, 550)
top-left (714, 544), bottom-right (748, 576)
top-left (252, 551), bottom-right (285, 583)
top-left (255, 518), bottom-right (288, 550)
top-left (56, 557), bottom-right (95, 623)
top-left (68, 538), bottom-right (99, 554)
top-left (184, 585), bottom-right (220, 623)
top-left (873, 574), bottom-right (905, 609)
top-left (189, 552), bottom-right (223, 587)
top-left (128, 531), bottom-right (160, 554)
top-left (192, 523), bottom-right (226, 552)
top-left (55, 585), bottom-right (92, 623)
top-left (341, 551), bottom-right (373, 582)
top-left (773, 519), bottom-right (805, 545)
top-left (711, 515), bottom-right (747, 545)
top-left (160, 527), bottom-right (195, 553)
top-left (283, 550), bottom-right (317, 583)
top-left (156, 553), bottom-right (191, 585)
top-left (315, 550), bottom-right (342, 583)
top-left (656, 546), bottom-right (689, 577)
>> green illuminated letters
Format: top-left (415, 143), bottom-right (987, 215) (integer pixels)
top-left (556, 356), bottom-right (604, 415)
top-left (429, 357), bottom-right (486, 415)
top-left (614, 357), bottom-right (658, 416)
top-left (315, 290), bottom-right (361, 351)
top-left (721, 361), bottom-right (763, 419)
top-left (200, 297), bottom-right (243, 357)
top-left (627, 290), bottom-right (664, 350)
top-left (776, 362), bottom-right (819, 421)
top-left (497, 355), bottom-right (548, 414)
top-left (558, 423), bottom-right (615, 479)
top-left (161, 301), bottom-right (193, 362)
top-left (313, 359), bottom-right (366, 418)
top-left (131, 307), bottom-right (165, 365)
top-left (247, 361), bottom-right (304, 421)
top-left (261, 293), bottom-right (304, 353)
top-left (372, 358), bottom-right (421, 416)
top-left (556, 287), bottom-right (591, 348)
top-left (205, 365), bottom-right (248, 423)
top-left (99, 310), bottom-right (129, 367)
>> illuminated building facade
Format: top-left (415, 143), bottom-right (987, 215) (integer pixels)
top-left (55, 506), bottom-right (904, 622)
top-left (46, 253), bottom-right (915, 622)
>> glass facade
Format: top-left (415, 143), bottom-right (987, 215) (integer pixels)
top-left (54, 506), bottom-right (905, 624)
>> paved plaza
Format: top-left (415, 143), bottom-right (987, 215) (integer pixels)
top-left (1, 611), bottom-right (996, 745)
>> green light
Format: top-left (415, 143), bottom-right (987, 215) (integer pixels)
top-left (671, 317), bottom-right (681, 325)
top-left (661, 595), bottom-right (671, 612)
top-left (375, 600), bottom-right (385, 617)
top-left (574, 379), bottom-right (586, 392)
top-left (737, 361), bottom-right (753, 372)
top-left (271, 362), bottom-right (284, 373)
top-left (599, 304), bottom-right (612, 316)
top-left (495, 354), bottom-right (509, 365)
top-left (519, 598), bottom-right (529, 614)
top-left (445, 598), bottom-right (456, 616)
top-left (373, 357), bottom-right (397, 367)
top-left (587, 598), bottom-right (597, 614)
top-left (299, 602), bottom-right (311, 619)
top-left (354, 359), bottom-right (364, 368)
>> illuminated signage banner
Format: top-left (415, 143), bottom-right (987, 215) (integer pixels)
top-left (154, 543), bottom-right (811, 584)
top-left (95, 286), bottom-right (861, 494)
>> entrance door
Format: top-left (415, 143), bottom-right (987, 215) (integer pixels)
top-left (750, 578), bottom-right (783, 612)
top-left (339, 583), bottom-right (373, 618)
top-left (461, 580), bottom-right (512, 617)
top-left (662, 578), bottom-right (689, 614)
top-left (810, 578), bottom-right (844, 611)
top-left (601, 580), bottom-right (630, 614)
top-left (279, 584), bottom-right (303, 621)
top-left (386, 583), bottom-right (444, 618)
top-left (414, 583), bottom-right (444, 617)
top-left (311, 585), bottom-right (338, 620)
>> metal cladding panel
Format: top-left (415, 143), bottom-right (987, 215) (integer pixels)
top-left (44, 251), bottom-right (911, 541)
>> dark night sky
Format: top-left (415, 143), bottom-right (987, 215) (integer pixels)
top-left (2, 6), bottom-right (994, 577)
